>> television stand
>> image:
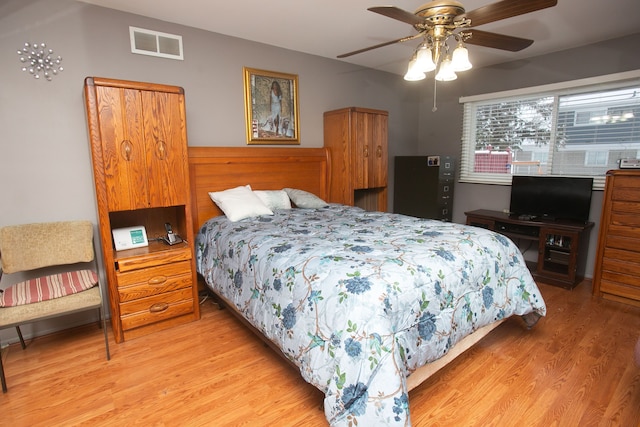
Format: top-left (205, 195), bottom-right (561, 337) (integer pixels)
top-left (465, 209), bottom-right (594, 289)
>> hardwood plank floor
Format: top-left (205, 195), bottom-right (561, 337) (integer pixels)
top-left (2, 281), bottom-right (639, 426)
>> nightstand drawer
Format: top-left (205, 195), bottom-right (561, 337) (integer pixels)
top-left (120, 288), bottom-right (194, 330)
top-left (116, 260), bottom-right (191, 287)
top-left (116, 244), bottom-right (192, 272)
top-left (118, 273), bottom-right (192, 302)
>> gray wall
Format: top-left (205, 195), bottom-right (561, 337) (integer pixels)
top-left (1, 0), bottom-right (639, 342)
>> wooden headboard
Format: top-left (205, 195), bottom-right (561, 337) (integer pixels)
top-left (188, 146), bottom-right (330, 234)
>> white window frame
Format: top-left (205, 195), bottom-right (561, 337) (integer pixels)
top-left (459, 70), bottom-right (640, 189)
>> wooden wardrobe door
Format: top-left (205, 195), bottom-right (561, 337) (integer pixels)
top-left (141, 90), bottom-right (188, 207)
top-left (96, 86), bottom-right (149, 211)
top-left (352, 111), bottom-right (388, 191)
top-left (370, 111), bottom-right (388, 190)
top-left (352, 111), bottom-right (370, 190)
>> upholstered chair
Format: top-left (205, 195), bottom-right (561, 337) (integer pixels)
top-left (0, 221), bottom-right (110, 392)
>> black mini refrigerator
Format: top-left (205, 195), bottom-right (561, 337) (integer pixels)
top-left (393, 156), bottom-right (455, 221)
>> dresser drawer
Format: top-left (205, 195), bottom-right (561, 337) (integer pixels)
top-left (607, 223), bottom-right (640, 240)
top-left (612, 186), bottom-right (640, 203)
top-left (117, 260), bottom-right (191, 286)
top-left (116, 260), bottom-right (192, 301)
top-left (120, 288), bottom-right (194, 330)
top-left (611, 200), bottom-right (640, 215)
top-left (118, 273), bottom-right (192, 302)
top-left (116, 244), bottom-right (192, 272)
top-left (602, 247), bottom-right (640, 266)
top-left (610, 211), bottom-right (640, 228)
top-left (600, 279), bottom-right (640, 301)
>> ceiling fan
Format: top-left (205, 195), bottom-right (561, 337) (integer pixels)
top-left (338, 0), bottom-right (558, 82)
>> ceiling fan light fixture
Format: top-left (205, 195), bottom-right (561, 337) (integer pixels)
top-left (435, 56), bottom-right (457, 81)
top-left (415, 44), bottom-right (436, 72)
top-left (343, 1), bottom-right (559, 111)
top-left (451, 42), bottom-right (472, 71)
top-left (404, 57), bottom-right (426, 81)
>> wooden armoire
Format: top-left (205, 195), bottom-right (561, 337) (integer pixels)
top-left (592, 169), bottom-right (640, 307)
top-left (323, 107), bottom-right (388, 212)
top-left (84, 77), bottom-right (200, 343)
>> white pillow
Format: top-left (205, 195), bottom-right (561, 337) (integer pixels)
top-left (283, 188), bottom-right (328, 208)
top-left (254, 190), bottom-right (292, 210)
top-left (208, 185), bottom-right (273, 221)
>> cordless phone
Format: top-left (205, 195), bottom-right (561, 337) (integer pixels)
top-left (163, 223), bottom-right (182, 245)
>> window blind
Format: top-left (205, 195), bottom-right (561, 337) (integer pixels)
top-left (459, 70), bottom-right (640, 189)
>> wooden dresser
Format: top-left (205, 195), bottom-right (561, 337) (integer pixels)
top-left (592, 169), bottom-right (640, 307)
top-left (84, 77), bottom-right (200, 342)
top-left (323, 107), bottom-right (388, 212)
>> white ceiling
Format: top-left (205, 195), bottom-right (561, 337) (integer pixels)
top-left (78, 0), bottom-right (640, 75)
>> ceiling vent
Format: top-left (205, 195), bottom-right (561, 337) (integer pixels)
top-left (129, 26), bottom-right (183, 60)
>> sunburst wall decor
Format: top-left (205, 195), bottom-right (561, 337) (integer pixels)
top-left (17, 42), bottom-right (64, 81)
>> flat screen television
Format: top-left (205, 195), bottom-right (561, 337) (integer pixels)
top-left (509, 176), bottom-right (593, 223)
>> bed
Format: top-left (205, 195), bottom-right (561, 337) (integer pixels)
top-left (189, 146), bottom-right (546, 426)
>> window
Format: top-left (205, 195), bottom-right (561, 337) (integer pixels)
top-left (574, 110), bottom-right (606, 126)
top-left (585, 151), bottom-right (608, 167)
top-left (460, 70), bottom-right (640, 189)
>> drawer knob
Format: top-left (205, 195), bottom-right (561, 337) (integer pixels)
top-left (148, 276), bottom-right (167, 285)
top-left (149, 302), bottom-right (169, 313)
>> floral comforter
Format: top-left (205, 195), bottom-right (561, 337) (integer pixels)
top-left (195, 205), bottom-right (546, 426)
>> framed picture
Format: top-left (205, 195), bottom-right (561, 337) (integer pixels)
top-left (243, 67), bottom-right (300, 144)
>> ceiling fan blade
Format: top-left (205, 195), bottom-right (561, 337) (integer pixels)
top-left (337, 34), bottom-right (421, 58)
top-left (463, 0), bottom-right (557, 28)
top-left (368, 6), bottom-right (424, 26)
top-left (466, 29), bottom-right (533, 51)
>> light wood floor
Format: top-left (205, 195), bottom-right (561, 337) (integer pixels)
top-left (2, 281), bottom-right (640, 426)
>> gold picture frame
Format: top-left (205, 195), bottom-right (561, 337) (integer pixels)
top-left (243, 67), bottom-right (300, 144)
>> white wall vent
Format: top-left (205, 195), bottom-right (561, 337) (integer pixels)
top-left (129, 26), bottom-right (183, 60)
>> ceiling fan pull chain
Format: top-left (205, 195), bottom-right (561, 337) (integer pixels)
top-left (432, 78), bottom-right (438, 112)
